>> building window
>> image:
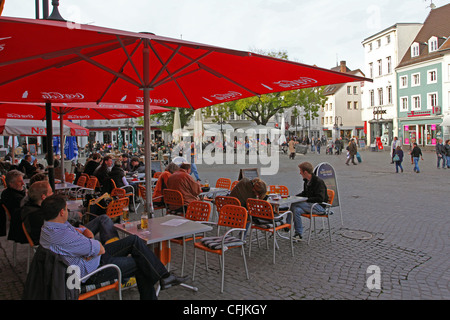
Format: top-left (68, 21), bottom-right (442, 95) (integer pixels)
top-left (377, 39), bottom-right (381, 48)
top-left (353, 86), bottom-right (358, 95)
top-left (378, 59), bottom-right (382, 76)
top-left (347, 86), bottom-right (352, 95)
top-left (411, 43), bottom-right (420, 57)
top-left (400, 97), bottom-right (408, 111)
top-left (378, 88), bottom-right (384, 106)
top-left (370, 90), bottom-right (375, 107)
top-left (354, 102), bottom-right (358, 110)
top-left (387, 86), bottom-right (392, 104)
top-left (412, 95), bottom-right (421, 110)
top-left (347, 101), bottom-right (352, 110)
top-left (428, 69), bottom-right (437, 84)
top-left (321, 117), bottom-right (324, 125)
top-left (412, 73), bottom-right (420, 87)
top-left (400, 75), bottom-right (408, 88)
top-left (329, 103), bottom-right (332, 111)
top-left (369, 63), bottom-right (373, 78)
top-left (386, 56), bottom-right (392, 74)
top-left (428, 92), bottom-right (438, 110)
top-left (386, 35), bottom-right (391, 44)
top-left (429, 36), bottom-right (438, 52)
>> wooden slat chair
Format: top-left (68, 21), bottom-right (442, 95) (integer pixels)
top-left (300, 189), bottom-right (335, 245)
top-left (170, 201), bottom-right (212, 276)
top-left (192, 204), bottom-right (249, 293)
top-left (247, 198), bottom-right (294, 264)
top-left (162, 189), bottom-right (186, 217)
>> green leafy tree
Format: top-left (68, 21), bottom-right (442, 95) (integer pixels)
top-left (148, 107), bottom-right (195, 132)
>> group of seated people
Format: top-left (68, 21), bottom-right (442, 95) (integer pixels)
top-left (1, 166), bottom-right (188, 300)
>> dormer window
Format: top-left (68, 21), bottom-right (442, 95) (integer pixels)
top-left (429, 36), bottom-right (438, 52)
top-left (411, 43), bottom-right (420, 57)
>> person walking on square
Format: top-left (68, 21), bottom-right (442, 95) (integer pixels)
top-left (288, 138), bottom-right (296, 160)
top-left (345, 138), bottom-right (357, 165)
top-left (410, 142), bottom-right (423, 173)
top-left (435, 139), bottom-right (446, 169)
top-left (393, 146), bottom-right (404, 173)
top-left (445, 139), bottom-right (450, 169)
top-left (391, 137), bottom-right (400, 164)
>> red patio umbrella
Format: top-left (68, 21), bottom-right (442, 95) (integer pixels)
top-left (0, 16), bottom-right (371, 213)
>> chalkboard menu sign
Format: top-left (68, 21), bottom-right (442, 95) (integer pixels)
top-left (238, 168), bottom-right (259, 181)
top-left (314, 162), bottom-right (339, 207)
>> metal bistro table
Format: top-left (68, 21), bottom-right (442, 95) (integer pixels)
top-left (268, 196), bottom-right (307, 241)
top-left (114, 215), bottom-right (213, 292)
top-left (199, 187), bottom-right (229, 199)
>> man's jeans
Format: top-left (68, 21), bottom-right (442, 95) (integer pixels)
top-left (85, 235), bottom-right (168, 300)
top-left (85, 215), bottom-right (119, 244)
top-left (288, 201), bottom-right (325, 235)
top-left (437, 155), bottom-right (446, 168)
top-left (413, 157), bottom-right (420, 172)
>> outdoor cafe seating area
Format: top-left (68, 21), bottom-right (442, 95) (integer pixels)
top-left (1, 158), bottom-right (335, 299)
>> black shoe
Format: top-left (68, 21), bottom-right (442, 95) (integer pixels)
top-left (346, 163), bottom-right (349, 166)
top-left (293, 233), bottom-right (303, 240)
top-left (160, 273), bottom-right (188, 290)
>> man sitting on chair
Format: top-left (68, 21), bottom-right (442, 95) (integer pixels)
top-left (39, 194), bottom-right (187, 300)
top-left (288, 162), bottom-right (328, 240)
top-left (166, 163), bottom-right (201, 212)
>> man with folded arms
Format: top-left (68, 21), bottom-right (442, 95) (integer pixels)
top-left (39, 194), bottom-right (187, 300)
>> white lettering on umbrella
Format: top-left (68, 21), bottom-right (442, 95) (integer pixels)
top-left (6, 113), bottom-right (34, 119)
top-left (67, 115), bottom-right (91, 120)
top-left (211, 91), bottom-right (242, 101)
top-left (0, 36), bottom-right (12, 52)
top-left (41, 92), bottom-right (85, 100)
top-left (274, 77), bottom-right (318, 88)
top-left (135, 97), bottom-right (169, 104)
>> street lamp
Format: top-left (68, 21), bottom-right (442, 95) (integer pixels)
top-left (334, 116), bottom-right (343, 140)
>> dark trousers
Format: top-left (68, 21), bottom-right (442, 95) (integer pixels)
top-left (86, 235), bottom-right (168, 300)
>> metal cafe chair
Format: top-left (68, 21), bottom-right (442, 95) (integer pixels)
top-left (247, 198), bottom-right (294, 264)
top-left (192, 204), bottom-right (249, 293)
top-left (170, 201), bottom-right (212, 276)
top-left (301, 189), bottom-right (335, 245)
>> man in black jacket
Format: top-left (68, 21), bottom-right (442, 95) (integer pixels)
top-left (288, 162), bottom-right (328, 240)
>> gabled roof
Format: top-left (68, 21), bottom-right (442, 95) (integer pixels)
top-left (323, 69), bottom-right (365, 96)
top-left (397, 4), bottom-right (450, 68)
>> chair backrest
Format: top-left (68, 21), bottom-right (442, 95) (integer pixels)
top-left (86, 177), bottom-right (98, 189)
top-left (230, 180), bottom-right (239, 190)
top-left (81, 173), bottom-right (90, 180)
top-left (327, 189), bottom-right (335, 206)
top-left (215, 196), bottom-right (241, 214)
top-left (269, 185), bottom-right (289, 196)
top-left (246, 198), bottom-right (274, 220)
top-left (218, 204), bottom-right (248, 229)
top-left (2, 203), bottom-right (11, 220)
top-left (76, 175), bottom-right (87, 187)
top-left (106, 198), bottom-right (129, 218)
top-left (185, 201), bottom-right (211, 222)
top-left (215, 178), bottom-right (231, 190)
top-left (110, 179), bottom-right (117, 190)
top-left (162, 189), bottom-right (184, 207)
top-left (153, 171), bottom-right (162, 179)
top-left (111, 188), bottom-right (126, 198)
top-left (1, 175), bottom-right (8, 188)
top-left (138, 185), bottom-right (146, 199)
top-left (22, 222), bottom-right (35, 247)
top-left (65, 173), bottom-right (75, 183)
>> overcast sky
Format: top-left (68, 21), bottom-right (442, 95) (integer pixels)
top-left (3, 0), bottom-right (449, 71)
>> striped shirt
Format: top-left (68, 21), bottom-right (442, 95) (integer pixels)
top-left (40, 220), bottom-right (101, 279)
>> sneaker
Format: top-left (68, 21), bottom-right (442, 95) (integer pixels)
top-left (293, 233), bottom-right (303, 240)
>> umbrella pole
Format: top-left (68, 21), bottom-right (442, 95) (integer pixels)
top-left (143, 41), bottom-right (154, 216)
top-left (46, 102), bottom-right (55, 191)
top-left (60, 116), bottom-right (65, 182)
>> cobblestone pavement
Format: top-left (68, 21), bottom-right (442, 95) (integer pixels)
top-left (1, 148), bottom-right (449, 301)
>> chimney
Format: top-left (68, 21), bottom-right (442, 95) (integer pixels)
top-left (340, 61), bottom-right (347, 73)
